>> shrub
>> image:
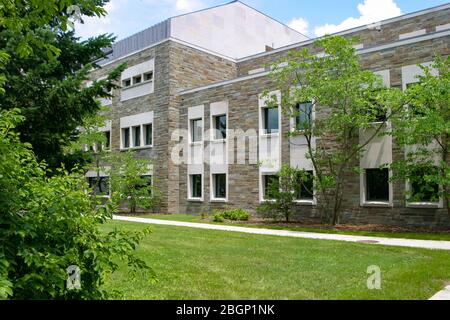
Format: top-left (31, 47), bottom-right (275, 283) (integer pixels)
top-left (0, 110), bottom-right (152, 299)
top-left (213, 208), bottom-right (250, 222)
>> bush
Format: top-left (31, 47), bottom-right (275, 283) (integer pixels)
top-left (0, 110), bottom-right (152, 299)
top-left (213, 208), bottom-right (250, 222)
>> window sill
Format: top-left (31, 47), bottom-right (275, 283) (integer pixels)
top-left (211, 198), bottom-right (227, 203)
top-left (120, 145), bottom-right (153, 151)
top-left (407, 202), bottom-right (441, 209)
top-left (189, 141), bottom-right (203, 146)
top-left (260, 132), bottom-right (280, 137)
top-left (361, 201), bottom-right (392, 208)
top-left (211, 139), bottom-right (227, 143)
top-left (294, 200), bottom-right (315, 206)
top-left (188, 198), bottom-right (204, 203)
top-left (122, 79), bottom-right (153, 91)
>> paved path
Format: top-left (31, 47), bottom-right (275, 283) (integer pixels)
top-left (113, 215), bottom-right (450, 251)
top-left (430, 286), bottom-right (450, 300)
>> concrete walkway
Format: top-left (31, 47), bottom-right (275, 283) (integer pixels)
top-left (113, 215), bottom-right (450, 251)
top-left (430, 286), bottom-right (450, 300)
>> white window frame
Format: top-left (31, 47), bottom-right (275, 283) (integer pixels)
top-left (188, 174), bottom-right (204, 201)
top-left (360, 168), bottom-right (393, 208)
top-left (293, 169), bottom-right (316, 206)
top-left (190, 118), bottom-right (203, 144)
top-left (120, 112), bottom-right (154, 150)
top-left (260, 173), bottom-right (279, 203)
top-left (211, 113), bottom-right (227, 142)
top-left (210, 173), bottom-right (228, 202)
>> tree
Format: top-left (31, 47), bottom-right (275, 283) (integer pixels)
top-left (257, 165), bottom-right (309, 223)
top-left (390, 55), bottom-right (449, 217)
top-left (267, 35), bottom-right (404, 225)
top-left (0, 109), bottom-right (152, 299)
top-left (106, 151), bottom-right (162, 214)
top-left (0, 1), bottom-right (125, 170)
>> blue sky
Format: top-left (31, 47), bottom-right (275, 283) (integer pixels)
top-left (75, 0), bottom-right (449, 40)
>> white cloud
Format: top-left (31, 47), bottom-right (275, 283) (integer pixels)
top-left (74, 0), bottom-right (122, 39)
top-left (314, 0), bottom-right (402, 37)
top-left (288, 17), bottom-right (309, 36)
top-left (175, 0), bottom-right (204, 13)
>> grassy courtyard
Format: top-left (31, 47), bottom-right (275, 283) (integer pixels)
top-left (101, 220), bottom-right (450, 300)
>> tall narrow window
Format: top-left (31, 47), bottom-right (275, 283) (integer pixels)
top-left (263, 175), bottom-right (279, 200)
top-left (213, 115), bottom-right (227, 140)
top-left (190, 174), bottom-right (202, 199)
top-left (122, 128), bottom-right (130, 149)
top-left (296, 171), bottom-right (314, 200)
top-left (133, 126), bottom-right (141, 147)
top-left (410, 167), bottom-right (439, 202)
top-left (144, 124), bottom-right (152, 146)
top-left (295, 102), bottom-right (313, 130)
top-left (191, 119), bottom-right (203, 142)
top-left (213, 174), bottom-right (226, 199)
top-left (104, 131), bottom-right (111, 150)
top-left (366, 169), bottom-right (389, 202)
top-left (263, 107), bottom-right (279, 134)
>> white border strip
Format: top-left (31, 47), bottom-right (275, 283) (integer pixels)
top-left (179, 29), bottom-right (450, 96)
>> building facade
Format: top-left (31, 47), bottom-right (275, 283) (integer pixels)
top-left (89, 1), bottom-right (450, 227)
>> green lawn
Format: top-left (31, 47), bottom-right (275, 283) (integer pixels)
top-left (127, 213), bottom-right (450, 241)
top-left (101, 220), bottom-right (450, 300)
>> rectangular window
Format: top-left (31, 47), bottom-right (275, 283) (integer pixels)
top-left (144, 124), bottom-right (153, 146)
top-left (88, 177), bottom-right (110, 196)
top-left (122, 79), bottom-right (131, 87)
top-left (213, 114), bottom-right (227, 140)
top-left (133, 75), bottom-right (142, 85)
top-left (213, 174), bottom-right (226, 199)
top-left (190, 174), bottom-right (202, 199)
top-left (296, 171), bottom-right (314, 200)
top-left (135, 175), bottom-right (152, 193)
top-left (122, 128), bottom-right (130, 149)
top-left (191, 118), bottom-right (203, 142)
top-left (133, 126), bottom-right (141, 147)
top-left (263, 175), bottom-right (279, 200)
top-left (144, 72), bottom-right (153, 82)
top-left (263, 107), bottom-right (279, 134)
top-left (295, 102), bottom-right (313, 130)
top-left (410, 167), bottom-right (439, 203)
top-left (104, 131), bottom-right (111, 150)
top-left (366, 169), bottom-right (390, 202)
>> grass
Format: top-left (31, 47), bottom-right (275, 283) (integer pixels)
top-left (125, 213), bottom-right (450, 241)
top-left (102, 220), bottom-right (450, 300)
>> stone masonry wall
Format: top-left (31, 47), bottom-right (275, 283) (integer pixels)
top-left (88, 40), bottom-right (237, 213)
top-left (180, 34), bottom-right (450, 227)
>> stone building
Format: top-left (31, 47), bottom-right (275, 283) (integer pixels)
top-left (89, 1), bottom-right (450, 227)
